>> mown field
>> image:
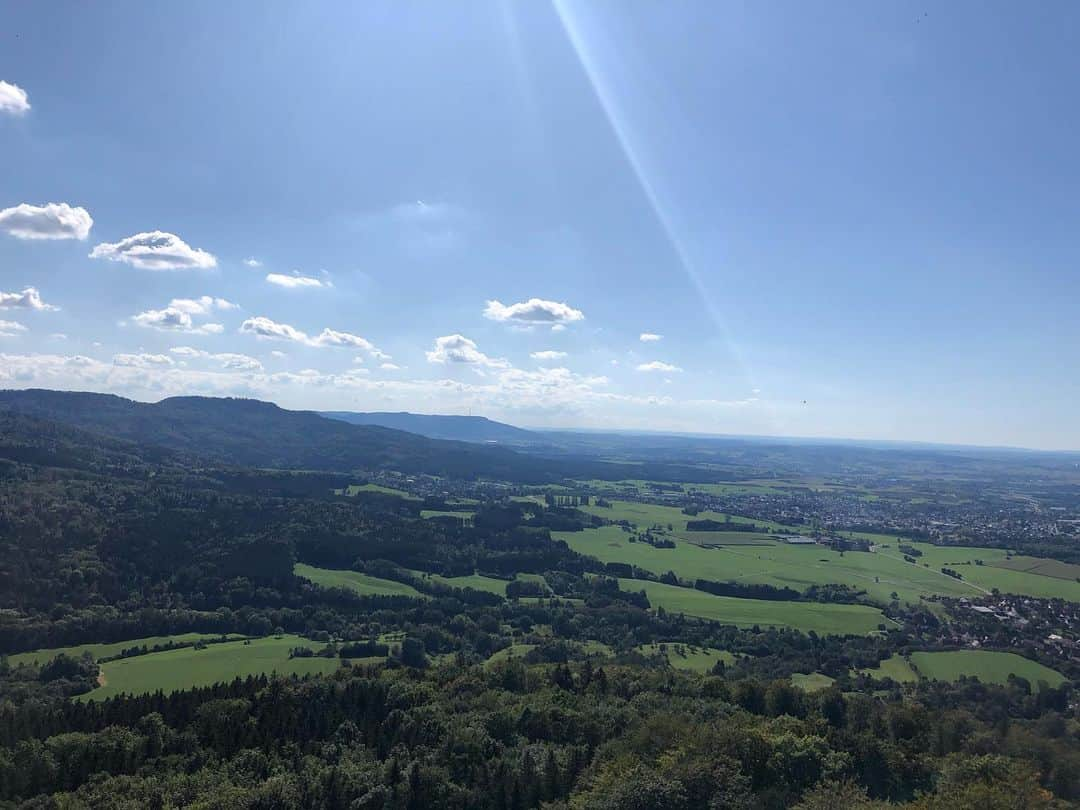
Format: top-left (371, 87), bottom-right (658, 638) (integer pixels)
top-left (79, 635), bottom-right (342, 701)
top-left (635, 643), bottom-right (735, 673)
top-left (989, 556), bottom-right (1080, 581)
top-left (410, 570), bottom-right (509, 596)
top-left (555, 499), bottom-right (1080, 605)
top-left (908, 650), bottom-right (1066, 690)
top-left (336, 483), bottom-right (420, 499)
top-left (8, 633), bottom-right (245, 667)
top-left (294, 563), bottom-right (425, 598)
top-left (619, 578), bottom-right (890, 635)
top-left (859, 655), bottom-right (919, 683)
top-left (790, 672), bottom-right (836, 691)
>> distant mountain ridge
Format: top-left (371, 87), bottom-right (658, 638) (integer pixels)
top-left (320, 410), bottom-right (535, 444)
top-left (0, 389), bottom-right (596, 482)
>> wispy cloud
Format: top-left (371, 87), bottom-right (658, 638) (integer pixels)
top-left (636, 360), bottom-right (682, 373)
top-left (243, 257), bottom-right (263, 268)
top-left (238, 316), bottom-right (387, 358)
top-left (266, 272), bottom-right (326, 289)
top-left (0, 320), bottom-right (27, 337)
top-left (530, 350), bottom-right (568, 361)
top-left (639, 332), bottom-right (663, 342)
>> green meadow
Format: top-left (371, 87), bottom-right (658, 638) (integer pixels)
top-left (79, 635), bottom-right (342, 701)
top-left (9, 633), bottom-right (245, 668)
top-left (859, 655), bottom-right (919, 683)
top-left (909, 650), bottom-right (1066, 690)
top-left (410, 570), bottom-right (510, 596)
top-left (337, 483), bottom-right (420, 499)
top-left (294, 563), bottom-right (425, 598)
top-left (555, 502), bottom-right (1080, 605)
top-left (619, 578), bottom-right (889, 635)
top-left (635, 643), bottom-right (735, 673)
top-left (790, 672), bottom-right (836, 692)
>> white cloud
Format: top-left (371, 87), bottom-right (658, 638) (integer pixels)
top-left (167, 296), bottom-right (237, 315)
top-left (0, 81), bottom-right (30, 115)
top-left (530, 350), bottom-right (567, 361)
top-left (551, 323), bottom-right (567, 333)
top-left (0, 287), bottom-right (59, 311)
top-left (639, 332), bottom-right (663, 342)
top-left (426, 334), bottom-right (509, 368)
top-left (484, 298), bottom-right (584, 325)
top-left (90, 230), bottom-right (216, 270)
top-left (266, 272), bottom-right (325, 289)
top-left (0, 203), bottom-right (93, 240)
top-left (636, 360), bottom-right (682, 373)
top-left (243, 257), bottom-right (263, 268)
top-left (168, 346), bottom-right (264, 371)
top-left (0, 320), bottom-right (27, 337)
top-left (50, 333), bottom-right (67, 340)
top-left (239, 316), bottom-right (310, 343)
top-left (238, 317), bottom-right (386, 357)
top-left (270, 350), bottom-right (286, 358)
top-left (380, 362), bottom-right (401, 370)
top-left (113, 353), bottom-right (174, 368)
top-left (132, 305), bottom-right (224, 335)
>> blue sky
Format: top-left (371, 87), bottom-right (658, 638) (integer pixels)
top-left (1, 1), bottom-right (1078, 449)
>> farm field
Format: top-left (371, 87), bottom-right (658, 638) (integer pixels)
top-left (555, 521), bottom-right (1080, 605)
top-left (989, 556), bottom-right (1080, 582)
top-left (79, 635), bottom-right (342, 701)
top-left (909, 650), bottom-right (1065, 690)
top-left (618, 578), bottom-right (890, 635)
top-left (336, 483), bottom-right (419, 499)
top-left (294, 563), bottom-right (425, 598)
top-left (9, 633), bottom-right (245, 668)
top-left (485, 644), bottom-right (537, 666)
top-left (636, 643), bottom-right (735, 673)
top-left (676, 530), bottom-right (777, 546)
top-left (420, 509), bottom-right (475, 520)
top-left (790, 672), bottom-right (836, 691)
top-left (859, 655), bottom-right (919, 683)
top-left (410, 570), bottom-right (509, 596)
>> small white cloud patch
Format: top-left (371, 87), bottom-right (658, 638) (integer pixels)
top-left (0, 320), bottom-right (27, 337)
top-left (639, 332), bottom-right (663, 342)
top-left (0, 287), bottom-right (59, 311)
top-left (0, 203), bottom-right (93, 240)
top-left (243, 257), bottom-right (263, 268)
top-left (0, 81), bottom-right (30, 115)
top-left (90, 231), bottom-right (216, 270)
top-left (113, 353), bottom-right (174, 367)
top-left (636, 360), bottom-right (682, 373)
top-left (426, 334), bottom-right (509, 368)
top-left (266, 272), bottom-right (325, 289)
top-left (484, 298), bottom-right (584, 325)
top-left (530, 350), bottom-right (567, 361)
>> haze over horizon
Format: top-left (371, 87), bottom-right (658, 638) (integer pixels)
top-left (3, 2), bottom-right (1079, 450)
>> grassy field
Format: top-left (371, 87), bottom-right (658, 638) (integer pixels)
top-left (420, 509), bottom-right (475, 520)
top-left (909, 650), bottom-right (1066, 690)
top-left (677, 531), bottom-right (776, 546)
top-left (619, 578), bottom-right (889, 635)
top-left (989, 556), bottom-right (1080, 582)
top-left (337, 483), bottom-right (419, 499)
top-left (79, 635), bottom-right (342, 701)
top-left (410, 570), bottom-right (509, 596)
top-left (295, 563), bottom-right (425, 598)
top-left (555, 520), bottom-right (1080, 606)
top-left (485, 644), bottom-right (537, 666)
top-left (9, 634), bottom-right (245, 668)
top-left (790, 672), bottom-right (836, 691)
top-left (635, 643), bottom-right (735, 673)
top-left (859, 655), bottom-right (919, 683)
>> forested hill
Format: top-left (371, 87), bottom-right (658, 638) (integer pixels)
top-left (321, 410), bottom-right (536, 444)
top-left (0, 389), bottom-right (583, 482)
